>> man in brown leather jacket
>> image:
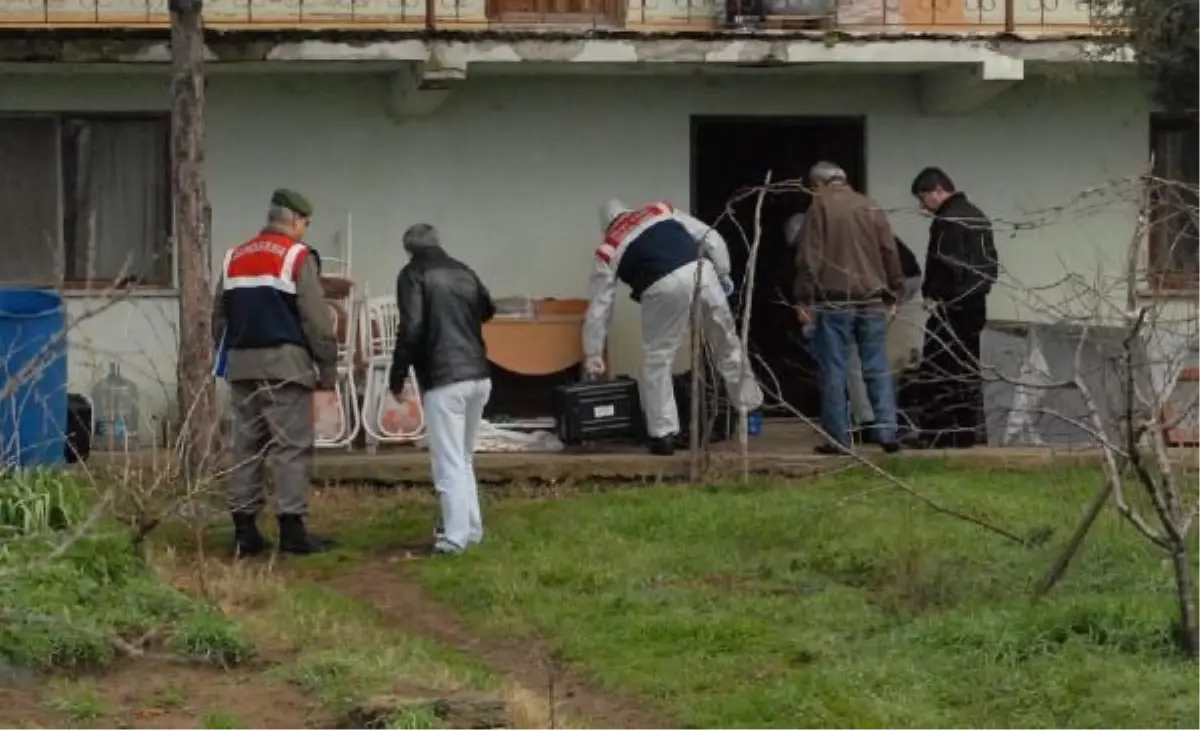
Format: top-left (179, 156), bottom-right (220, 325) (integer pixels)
top-left (793, 162), bottom-right (904, 455)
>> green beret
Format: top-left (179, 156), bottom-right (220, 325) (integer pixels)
top-left (270, 188), bottom-right (313, 218)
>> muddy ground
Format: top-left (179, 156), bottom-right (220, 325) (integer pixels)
top-left (329, 556), bottom-right (666, 729)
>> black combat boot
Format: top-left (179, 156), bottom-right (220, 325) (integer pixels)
top-left (231, 512), bottom-right (269, 558)
top-left (277, 514), bottom-right (337, 555)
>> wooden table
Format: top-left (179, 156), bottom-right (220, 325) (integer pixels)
top-left (484, 314), bottom-right (588, 376)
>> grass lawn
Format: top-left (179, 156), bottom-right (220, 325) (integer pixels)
top-left (1, 473), bottom-right (539, 729)
top-left (0, 471), bottom-right (253, 672)
top-left (416, 462), bottom-right (1199, 728)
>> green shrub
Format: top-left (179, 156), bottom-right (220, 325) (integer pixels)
top-left (167, 610), bottom-right (255, 666)
top-left (201, 711), bottom-right (243, 729)
top-left (0, 469), bottom-right (86, 536)
top-left (1, 527), bottom-right (249, 670)
top-left (388, 705), bottom-right (445, 730)
top-left (45, 683), bottom-right (108, 726)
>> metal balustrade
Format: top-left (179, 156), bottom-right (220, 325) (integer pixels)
top-left (0, 0), bottom-right (1107, 33)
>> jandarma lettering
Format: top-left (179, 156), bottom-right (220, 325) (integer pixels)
top-left (231, 240), bottom-right (288, 259)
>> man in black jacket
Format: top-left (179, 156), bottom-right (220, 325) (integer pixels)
top-left (390, 224), bottom-right (496, 554)
top-left (909, 167), bottom-right (999, 448)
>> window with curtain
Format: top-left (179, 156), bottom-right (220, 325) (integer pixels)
top-left (1148, 115), bottom-right (1199, 291)
top-left (0, 114), bottom-right (172, 289)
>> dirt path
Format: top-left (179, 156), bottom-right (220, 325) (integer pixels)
top-left (0, 661), bottom-right (330, 729)
top-left (326, 557), bottom-right (669, 730)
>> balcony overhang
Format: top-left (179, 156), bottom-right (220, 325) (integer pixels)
top-left (0, 31), bottom-right (1131, 70)
top-left (916, 56), bottom-right (1026, 116)
top-left (385, 47), bottom-right (469, 122)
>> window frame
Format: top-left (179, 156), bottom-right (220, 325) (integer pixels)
top-left (0, 111), bottom-right (174, 292)
top-left (1145, 113), bottom-right (1199, 295)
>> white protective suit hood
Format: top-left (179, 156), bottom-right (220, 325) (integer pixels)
top-left (600, 198), bottom-right (631, 230)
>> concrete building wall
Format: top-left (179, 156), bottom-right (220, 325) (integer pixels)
top-left (0, 68), bottom-right (1159, 427)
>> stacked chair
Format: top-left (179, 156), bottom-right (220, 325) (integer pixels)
top-left (312, 256), bottom-right (362, 450)
top-left (359, 296), bottom-right (426, 454)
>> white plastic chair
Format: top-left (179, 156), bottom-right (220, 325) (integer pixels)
top-left (360, 296), bottom-right (426, 453)
top-left (313, 266), bottom-right (362, 450)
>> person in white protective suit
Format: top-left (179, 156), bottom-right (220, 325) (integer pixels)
top-left (583, 198), bottom-right (765, 455)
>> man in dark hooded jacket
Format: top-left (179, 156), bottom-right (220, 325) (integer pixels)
top-left (908, 166), bottom-right (999, 448)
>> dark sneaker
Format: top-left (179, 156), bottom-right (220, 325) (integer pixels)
top-left (880, 441), bottom-right (901, 454)
top-left (277, 514), bottom-right (337, 555)
top-left (648, 436), bottom-right (676, 456)
top-left (813, 443), bottom-right (850, 456)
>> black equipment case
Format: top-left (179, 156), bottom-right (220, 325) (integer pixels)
top-left (553, 376), bottom-right (641, 446)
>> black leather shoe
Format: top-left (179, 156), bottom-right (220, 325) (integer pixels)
top-left (648, 436), bottom-right (676, 456)
top-left (277, 514), bottom-right (337, 555)
top-left (231, 512), bottom-right (270, 558)
top-left (880, 440), bottom-right (901, 454)
top-left (813, 443), bottom-right (850, 456)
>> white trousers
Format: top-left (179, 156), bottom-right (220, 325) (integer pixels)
top-left (423, 378), bottom-right (491, 552)
top-left (639, 260), bottom-right (764, 439)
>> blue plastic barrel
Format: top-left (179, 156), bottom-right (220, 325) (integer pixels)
top-left (0, 289), bottom-right (67, 468)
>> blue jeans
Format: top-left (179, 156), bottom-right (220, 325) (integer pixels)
top-left (812, 308), bottom-right (898, 447)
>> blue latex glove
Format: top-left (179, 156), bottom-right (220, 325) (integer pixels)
top-left (719, 275), bottom-right (735, 297)
top-left (212, 333), bottom-right (228, 381)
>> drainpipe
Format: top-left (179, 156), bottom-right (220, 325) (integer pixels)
top-left (1003, 0), bottom-right (1014, 33)
top-left (425, 0), bottom-right (436, 30)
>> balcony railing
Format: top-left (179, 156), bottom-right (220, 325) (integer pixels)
top-left (0, 0), bottom-right (1108, 33)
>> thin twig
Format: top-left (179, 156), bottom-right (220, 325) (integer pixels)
top-left (738, 170), bottom-right (772, 483)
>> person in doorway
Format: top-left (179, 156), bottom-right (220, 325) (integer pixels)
top-left (847, 236), bottom-right (923, 442)
top-left (907, 167), bottom-right (998, 449)
top-left (584, 199), bottom-right (764, 456)
top-left (784, 211), bottom-right (808, 252)
top-left (389, 224), bottom-right (495, 555)
top-left (784, 212), bottom-right (818, 349)
top-left (213, 188), bottom-right (339, 557)
top-left (792, 162), bottom-right (904, 455)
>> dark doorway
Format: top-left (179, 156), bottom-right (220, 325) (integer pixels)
top-left (691, 115), bottom-right (866, 417)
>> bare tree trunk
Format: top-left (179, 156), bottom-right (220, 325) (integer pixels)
top-left (170, 0), bottom-right (216, 481)
top-left (1169, 543), bottom-right (1199, 657)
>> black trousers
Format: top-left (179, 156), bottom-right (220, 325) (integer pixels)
top-left (914, 295), bottom-right (987, 445)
